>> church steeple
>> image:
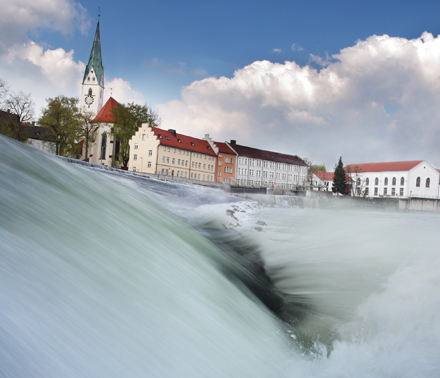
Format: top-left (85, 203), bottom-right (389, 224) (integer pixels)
top-left (83, 20), bottom-right (103, 85)
top-left (81, 19), bottom-right (104, 116)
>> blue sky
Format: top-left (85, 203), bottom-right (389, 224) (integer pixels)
top-left (2, 0), bottom-right (440, 169)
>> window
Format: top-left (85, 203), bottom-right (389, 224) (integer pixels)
top-left (133, 167), bottom-right (136, 172)
top-left (366, 178), bottom-right (369, 186)
top-left (133, 154), bottom-right (137, 161)
top-left (391, 188), bottom-right (396, 196)
top-left (142, 134), bottom-right (146, 141)
top-left (426, 178), bottom-right (430, 188)
top-left (374, 187), bottom-right (378, 195)
top-left (400, 177), bottom-right (404, 186)
top-left (149, 150), bottom-right (152, 156)
top-left (230, 158), bottom-right (233, 164)
top-left (219, 161), bottom-right (222, 166)
top-left (178, 159), bottom-right (180, 165)
top-left (400, 188), bottom-right (404, 196)
top-left (162, 156), bottom-right (165, 163)
top-left (356, 178), bottom-right (361, 186)
top-left (172, 158), bottom-right (175, 164)
top-left (148, 162), bottom-right (151, 168)
top-left (365, 188), bottom-right (369, 195)
top-left (218, 171), bottom-right (221, 176)
top-left (384, 177), bottom-right (388, 186)
top-left (167, 157), bottom-right (169, 163)
top-left (383, 188), bottom-right (387, 195)
top-left (392, 177), bottom-right (396, 186)
top-left (375, 177), bottom-right (379, 185)
top-left (100, 133), bottom-right (107, 159)
top-left (416, 177), bottom-right (421, 187)
top-left (134, 143), bottom-right (138, 149)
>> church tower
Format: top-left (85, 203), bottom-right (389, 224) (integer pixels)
top-left (81, 19), bottom-right (104, 117)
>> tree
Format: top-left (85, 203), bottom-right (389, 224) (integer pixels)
top-left (345, 164), bottom-right (364, 197)
top-left (77, 110), bottom-right (96, 161)
top-left (38, 95), bottom-right (82, 156)
top-left (0, 78), bottom-right (9, 107)
top-left (303, 157), bottom-right (326, 187)
top-left (111, 102), bottom-right (160, 168)
top-left (4, 91), bottom-right (35, 125)
top-left (332, 157), bottom-right (347, 195)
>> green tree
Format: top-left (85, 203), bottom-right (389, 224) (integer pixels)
top-left (332, 156), bottom-right (347, 195)
top-left (38, 95), bottom-right (82, 156)
top-left (111, 102), bottom-right (160, 168)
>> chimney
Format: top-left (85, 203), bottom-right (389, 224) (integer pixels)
top-left (230, 140), bottom-right (236, 146)
top-left (168, 129), bottom-right (177, 137)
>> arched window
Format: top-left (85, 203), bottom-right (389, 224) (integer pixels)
top-left (384, 177), bottom-right (388, 186)
top-left (366, 178), bottom-right (370, 186)
top-left (400, 177), bottom-right (404, 186)
top-left (88, 88), bottom-right (92, 96)
top-left (356, 178), bottom-right (361, 186)
top-left (416, 177), bottom-right (421, 187)
top-left (375, 177), bottom-right (379, 185)
top-left (392, 177), bottom-right (396, 186)
top-left (426, 178), bottom-right (430, 188)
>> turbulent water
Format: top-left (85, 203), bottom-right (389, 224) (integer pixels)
top-left (1, 135), bottom-right (440, 377)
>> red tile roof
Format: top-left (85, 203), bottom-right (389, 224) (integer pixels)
top-left (91, 97), bottom-right (119, 123)
top-left (214, 142), bottom-right (236, 155)
top-left (151, 128), bottom-right (217, 156)
top-left (228, 142), bottom-right (307, 166)
top-left (345, 161), bottom-right (423, 173)
top-left (314, 171), bottom-right (334, 181)
top-left (313, 171), bottom-right (354, 182)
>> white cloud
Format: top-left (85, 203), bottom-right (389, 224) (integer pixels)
top-left (273, 48), bottom-right (282, 53)
top-left (291, 43), bottom-right (304, 52)
top-left (105, 78), bottom-right (145, 105)
top-left (159, 32), bottom-right (440, 168)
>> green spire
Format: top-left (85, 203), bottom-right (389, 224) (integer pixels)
top-left (83, 20), bottom-right (103, 85)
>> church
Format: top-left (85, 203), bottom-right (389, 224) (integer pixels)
top-left (80, 19), bottom-right (119, 166)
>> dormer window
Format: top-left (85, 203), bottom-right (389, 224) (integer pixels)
top-left (158, 134), bottom-right (162, 139)
top-left (191, 142), bottom-right (195, 146)
top-left (177, 139), bottom-right (181, 143)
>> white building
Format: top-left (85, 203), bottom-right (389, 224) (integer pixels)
top-left (345, 161), bottom-right (440, 199)
top-left (226, 140), bottom-right (308, 189)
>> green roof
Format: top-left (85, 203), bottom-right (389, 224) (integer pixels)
top-left (83, 20), bottom-right (103, 84)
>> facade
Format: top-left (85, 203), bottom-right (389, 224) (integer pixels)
top-left (313, 171), bottom-right (335, 192)
top-left (80, 20), bottom-right (104, 118)
top-left (345, 161), bottom-right (440, 199)
top-left (203, 135), bottom-right (236, 184)
top-left (128, 125), bottom-right (217, 182)
top-left (26, 125), bottom-right (56, 154)
top-left (82, 97), bottom-right (118, 165)
top-left (226, 141), bottom-right (308, 188)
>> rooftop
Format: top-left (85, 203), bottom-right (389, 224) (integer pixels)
top-left (345, 161), bottom-right (424, 173)
top-left (91, 97), bottom-right (119, 123)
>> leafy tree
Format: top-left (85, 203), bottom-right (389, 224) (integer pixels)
top-left (332, 156), bottom-right (347, 195)
top-left (38, 95), bottom-right (82, 156)
top-left (303, 157), bottom-right (326, 187)
top-left (111, 102), bottom-right (160, 168)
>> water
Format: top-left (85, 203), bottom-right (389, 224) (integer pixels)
top-left (1, 135), bottom-right (440, 377)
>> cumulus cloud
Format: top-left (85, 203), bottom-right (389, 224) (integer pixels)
top-left (0, 0), bottom-right (89, 51)
top-left (105, 78), bottom-right (145, 105)
top-left (159, 32), bottom-right (440, 168)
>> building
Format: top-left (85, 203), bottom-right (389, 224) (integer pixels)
top-left (26, 125), bottom-right (56, 154)
top-left (345, 161), bottom-right (440, 198)
top-left (82, 97), bottom-right (119, 165)
top-left (80, 19), bottom-right (104, 118)
top-left (313, 171), bottom-right (335, 192)
top-left (226, 141), bottom-right (308, 188)
top-left (128, 124), bottom-right (217, 182)
top-left (203, 135), bottom-right (237, 184)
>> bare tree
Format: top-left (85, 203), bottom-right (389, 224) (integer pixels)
top-left (4, 91), bottom-right (35, 124)
top-left (77, 110), bottom-right (96, 161)
top-left (0, 78), bottom-right (9, 108)
top-left (345, 165), bottom-right (365, 196)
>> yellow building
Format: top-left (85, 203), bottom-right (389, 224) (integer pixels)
top-left (128, 124), bottom-right (217, 182)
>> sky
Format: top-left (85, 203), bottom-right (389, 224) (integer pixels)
top-left (2, 0), bottom-right (440, 170)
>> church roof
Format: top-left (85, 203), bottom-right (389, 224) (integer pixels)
top-left (345, 161), bottom-right (424, 173)
top-left (91, 97), bottom-right (119, 123)
top-left (83, 20), bottom-right (103, 84)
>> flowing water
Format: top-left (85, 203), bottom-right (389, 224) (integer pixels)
top-left (1, 135), bottom-right (440, 377)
